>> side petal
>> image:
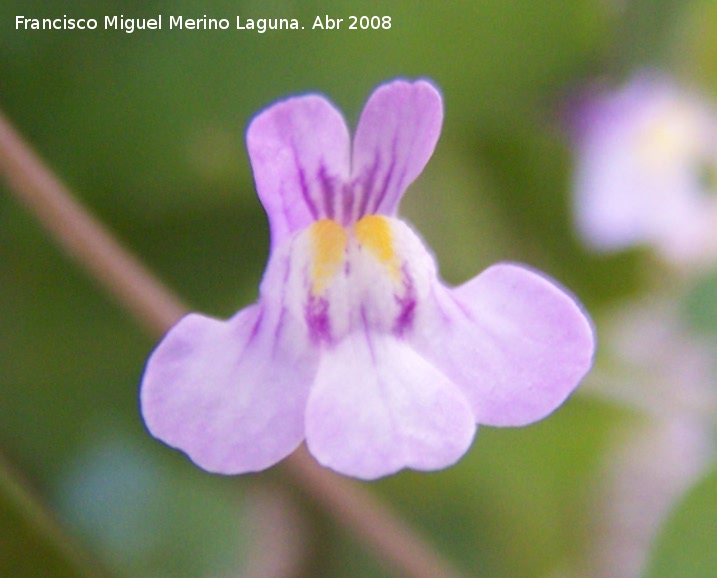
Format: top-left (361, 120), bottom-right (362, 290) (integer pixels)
top-left (140, 303), bottom-right (317, 474)
top-left (351, 79), bottom-right (443, 217)
top-left (247, 94), bottom-right (350, 248)
top-left (415, 264), bottom-right (595, 427)
top-left (305, 330), bottom-right (476, 480)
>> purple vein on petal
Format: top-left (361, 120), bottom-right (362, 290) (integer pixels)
top-left (360, 306), bottom-right (376, 358)
top-left (271, 307), bottom-right (289, 357)
top-left (391, 141), bottom-right (413, 213)
top-left (293, 149), bottom-right (320, 220)
top-left (341, 182), bottom-right (356, 226)
top-left (306, 295), bottom-right (332, 344)
top-left (370, 135), bottom-right (400, 214)
top-left (267, 248), bottom-right (296, 357)
top-left (355, 152), bottom-right (381, 219)
top-left (392, 266), bottom-right (417, 337)
top-left (247, 307), bottom-right (264, 343)
top-left (317, 164), bottom-right (335, 220)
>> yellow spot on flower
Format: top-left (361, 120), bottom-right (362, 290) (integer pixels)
top-left (310, 219), bottom-right (347, 294)
top-left (638, 103), bottom-right (697, 167)
top-left (355, 215), bottom-right (401, 280)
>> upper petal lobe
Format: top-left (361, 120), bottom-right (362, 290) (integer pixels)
top-left (247, 94), bottom-right (350, 248)
top-left (351, 79), bottom-right (443, 217)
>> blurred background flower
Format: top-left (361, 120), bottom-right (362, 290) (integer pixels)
top-left (571, 72), bottom-right (717, 267)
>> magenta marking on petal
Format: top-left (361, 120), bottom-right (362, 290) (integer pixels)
top-left (369, 136), bottom-right (399, 214)
top-left (270, 307), bottom-right (288, 356)
top-left (393, 296), bottom-right (417, 336)
top-left (306, 295), bottom-right (333, 343)
top-left (393, 272), bottom-right (417, 336)
top-left (247, 307), bottom-right (264, 342)
top-left (317, 164), bottom-right (336, 220)
top-left (354, 168), bottom-right (375, 219)
top-left (293, 158), bottom-right (320, 221)
top-left (341, 182), bottom-right (356, 226)
top-left (387, 145), bottom-right (413, 215)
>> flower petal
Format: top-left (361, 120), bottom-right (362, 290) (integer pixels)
top-left (247, 94), bottom-right (350, 249)
top-left (572, 74), bottom-right (717, 263)
top-left (351, 79), bottom-right (443, 217)
top-left (415, 264), bottom-right (595, 427)
top-left (140, 302), bottom-right (317, 474)
top-left (305, 330), bottom-right (476, 479)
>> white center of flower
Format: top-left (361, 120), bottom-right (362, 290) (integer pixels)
top-left (636, 100), bottom-right (703, 168)
top-left (286, 215), bottom-right (435, 345)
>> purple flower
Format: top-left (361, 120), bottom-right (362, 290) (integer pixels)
top-left (141, 79), bottom-right (595, 480)
top-left (572, 73), bottom-right (717, 265)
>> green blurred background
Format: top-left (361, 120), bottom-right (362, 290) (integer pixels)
top-left (2, 1), bottom-right (717, 577)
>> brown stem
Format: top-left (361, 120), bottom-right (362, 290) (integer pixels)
top-left (0, 108), bottom-right (466, 578)
top-left (0, 110), bottom-right (186, 336)
top-left (243, 483), bottom-right (307, 578)
top-left (285, 446), bottom-right (463, 578)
